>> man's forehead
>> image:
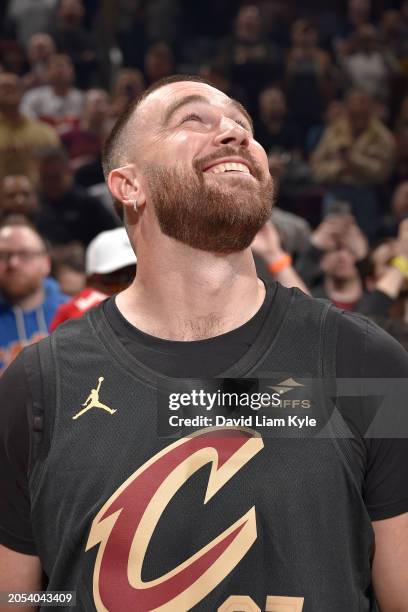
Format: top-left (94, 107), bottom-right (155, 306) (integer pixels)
top-left (0, 226), bottom-right (41, 245)
top-left (138, 81), bottom-right (243, 123)
top-left (3, 176), bottom-right (30, 190)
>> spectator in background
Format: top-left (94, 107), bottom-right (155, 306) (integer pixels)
top-left (271, 207), bottom-right (311, 259)
top-left (5, 0), bottom-right (57, 46)
top-left (298, 212), bottom-right (368, 294)
top-left (0, 175), bottom-right (39, 223)
top-left (50, 227), bottom-right (136, 329)
top-left (380, 10), bottom-right (408, 68)
top-left (218, 4), bottom-right (282, 116)
top-left (116, 1), bottom-right (148, 70)
top-left (36, 147), bottom-right (117, 246)
top-left (0, 221), bottom-right (68, 373)
top-left (339, 25), bottom-right (399, 106)
top-left (0, 72), bottom-right (59, 183)
top-left (49, 0), bottom-right (100, 89)
top-left (311, 88), bottom-right (395, 239)
top-left (144, 0), bottom-right (181, 44)
top-left (254, 85), bottom-right (315, 221)
top-left (199, 61), bottom-right (248, 109)
top-left (0, 38), bottom-right (26, 75)
top-left (285, 19), bottom-right (334, 146)
top-left (61, 88), bottom-right (110, 170)
top-left (254, 86), bottom-right (302, 157)
top-left (313, 242), bottom-right (364, 310)
top-left (109, 68), bottom-right (145, 121)
top-left (306, 99), bottom-right (345, 154)
top-left (70, 89), bottom-right (113, 194)
top-left (21, 54), bottom-right (84, 134)
top-left (298, 211), bottom-right (408, 319)
top-left (251, 220), bottom-right (310, 294)
top-left (22, 32), bottom-right (55, 91)
top-left (144, 42), bottom-right (176, 86)
top-left (364, 223), bottom-right (408, 348)
top-left (335, 0), bottom-right (372, 55)
top-left (365, 224), bottom-right (408, 312)
top-left (50, 241), bottom-right (86, 296)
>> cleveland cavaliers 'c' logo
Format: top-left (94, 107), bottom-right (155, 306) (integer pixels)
top-left (86, 427), bottom-right (264, 611)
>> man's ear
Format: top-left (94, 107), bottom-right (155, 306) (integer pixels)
top-left (108, 165), bottom-right (146, 213)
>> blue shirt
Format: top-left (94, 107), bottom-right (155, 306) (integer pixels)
top-left (0, 277), bottom-right (68, 373)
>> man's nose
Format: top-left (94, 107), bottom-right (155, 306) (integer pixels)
top-left (14, 195), bottom-right (25, 206)
top-left (7, 253), bottom-right (21, 267)
top-left (214, 117), bottom-right (250, 148)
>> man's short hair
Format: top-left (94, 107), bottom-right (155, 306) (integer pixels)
top-left (0, 217), bottom-right (49, 251)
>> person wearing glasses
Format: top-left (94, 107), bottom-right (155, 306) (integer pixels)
top-left (0, 220), bottom-right (68, 373)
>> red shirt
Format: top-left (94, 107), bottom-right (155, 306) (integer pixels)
top-left (50, 287), bottom-right (108, 331)
top-left (331, 299), bottom-right (358, 311)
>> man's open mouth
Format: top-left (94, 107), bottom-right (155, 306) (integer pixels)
top-left (203, 161), bottom-right (251, 175)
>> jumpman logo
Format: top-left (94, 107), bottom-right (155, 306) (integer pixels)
top-left (72, 377), bottom-right (117, 420)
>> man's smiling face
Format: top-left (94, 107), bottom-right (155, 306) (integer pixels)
top-left (131, 80), bottom-right (274, 253)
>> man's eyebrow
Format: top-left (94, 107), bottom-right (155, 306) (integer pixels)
top-left (163, 94), bottom-right (254, 132)
top-left (163, 95), bottom-right (208, 125)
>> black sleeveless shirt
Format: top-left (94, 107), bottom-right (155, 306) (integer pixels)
top-left (26, 283), bottom-right (377, 611)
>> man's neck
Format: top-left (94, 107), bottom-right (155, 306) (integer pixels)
top-left (324, 276), bottom-right (362, 303)
top-left (9, 285), bottom-right (45, 311)
top-left (116, 236), bottom-right (265, 341)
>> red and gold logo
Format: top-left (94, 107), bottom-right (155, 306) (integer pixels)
top-left (86, 427), bottom-right (263, 611)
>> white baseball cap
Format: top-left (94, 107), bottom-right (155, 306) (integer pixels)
top-left (86, 227), bottom-right (137, 275)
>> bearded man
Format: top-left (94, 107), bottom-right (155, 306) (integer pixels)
top-left (0, 76), bottom-right (407, 612)
top-left (0, 221), bottom-right (68, 373)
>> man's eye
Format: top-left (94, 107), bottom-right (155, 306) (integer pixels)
top-left (181, 113), bottom-right (203, 124)
top-left (236, 120), bottom-right (251, 131)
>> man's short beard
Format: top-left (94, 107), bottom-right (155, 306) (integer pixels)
top-left (144, 162), bottom-right (274, 253)
top-left (0, 276), bottom-right (42, 303)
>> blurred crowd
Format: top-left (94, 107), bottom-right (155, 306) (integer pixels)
top-left (1, 0), bottom-right (408, 372)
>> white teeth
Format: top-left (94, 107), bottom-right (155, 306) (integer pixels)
top-left (207, 162), bottom-right (250, 174)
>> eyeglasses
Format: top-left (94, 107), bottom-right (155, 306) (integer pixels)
top-left (0, 250), bottom-right (46, 264)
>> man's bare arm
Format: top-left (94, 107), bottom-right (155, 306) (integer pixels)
top-left (372, 513), bottom-right (408, 611)
top-left (0, 545), bottom-right (42, 612)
